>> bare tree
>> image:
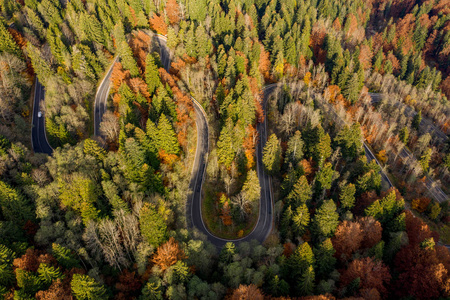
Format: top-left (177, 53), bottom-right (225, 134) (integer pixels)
top-left (100, 111), bottom-right (120, 143)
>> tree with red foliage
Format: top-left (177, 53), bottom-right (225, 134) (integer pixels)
top-left (115, 269), bottom-right (142, 298)
top-left (332, 221), bottom-right (363, 261)
top-left (358, 216), bottom-right (382, 249)
top-left (405, 210), bottom-right (439, 246)
top-left (258, 45), bottom-right (271, 82)
top-left (111, 62), bottom-right (131, 93)
top-left (165, 0), bottom-right (180, 25)
top-left (152, 237), bottom-right (186, 271)
top-left (353, 191), bottom-right (378, 216)
top-left (340, 257), bottom-right (391, 297)
top-left (358, 44), bottom-right (373, 70)
top-left (230, 284), bottom-right (264, 300)
top-left (441, 76), bottom-right (450, 100)
top-left (149, 14), bottom-right (168, 36)
top-left (394, 243), bottom-right (450, 299)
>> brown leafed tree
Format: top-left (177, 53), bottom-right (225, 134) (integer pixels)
top-left (165, 0), bottom-right (181, 25)
top-left (332, 220), bottom-right (363, 261)
top-left (152, 237), bottom-right (186, 271)
top-left (340, 257), bottom-right (391, 297)
top-left (229, 284), bottom-right (264, 300)
top-left (358, 217), bottom-right (382, 249)
top-left (35, 279), bottom-right (73, 300)
top-left (394, 244), bottom-right (450, 299)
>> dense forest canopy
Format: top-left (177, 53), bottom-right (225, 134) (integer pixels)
top-left (0, 0), bottom-right (450, 299)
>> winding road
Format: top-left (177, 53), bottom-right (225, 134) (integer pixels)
top-left (91, 33), bottom-right (274, 247)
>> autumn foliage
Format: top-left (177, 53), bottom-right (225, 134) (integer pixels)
top-left (149, 14), bottom-right (168, 36)
top-left (340, 257), bottom-right (391, 297)
top-left (229, 284), bottom-right (264, 300)
top-left (165, 0), bottom-right (180, 25)
top-left (152, 237), bottom-right (186, 271)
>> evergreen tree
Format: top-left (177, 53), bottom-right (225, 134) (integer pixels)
top-left (340, 183), bottom-right (356, 210)
top-left (0, 18), bottom-right (21, 57)
top-left (292, 204), bottom-right (310, 236)
top-left (217, 119), bottom-right (235, 168)
top-left (315, 162), bottom-right (336, 193)
top-left (156, 114), bottom-right (179, 155)
top-left (298, 265), bottom-right (315, 296)
top-left (242, 170), bottom-right (260, 203)
top-left (0, 244), bottom-right (15, 287)
top-left (0, 181), bottom-right (34, 227)
top-left (399, 127), bottom-right (409, 144)
top-left (37, 263), bottom-right (64, 288)
top-left (145, 53), bottom-right (160, 96)
top-left (71, 274), bottom-right (108, 300)
top-left (314, 238), bottom-right (336, 279)
top-left (312, 200), bottom-right (339, 238)
top-left (15, 269), bottom-right (43, 295)
top-left (263, 134), bottom-right (281, 174)
top-left (139, 203), bottom-right (168, 247)
top-left (52, 244), bottom-right (80, 270)
top-left (413, 110), bottom-right (422, 130)
top-left (343, 73), bottom-right (361, 104)
top-left (286, 175), bottom-right (311, 207)
top-left (335, 123), bottom-right (363, 160)
top-left (419, 148), bottom-right (432, 173)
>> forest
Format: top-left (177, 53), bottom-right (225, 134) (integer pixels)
top-left (0, 0), bottom-right (450, 299)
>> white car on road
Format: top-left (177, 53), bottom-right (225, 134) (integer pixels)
top-left (38, 111), bottom-right (42, 118)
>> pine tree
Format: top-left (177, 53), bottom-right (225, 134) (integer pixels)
top-left (139, 203), bottom-right (167, 247)
top-left (15, 269), bottom-right (43, 295)
top-left (51, 244), bottom-right (80, 270)
top-left (0, 181), bottom-right (34, 227)
top-left (71, 274), bottom-right (108, 300)
top-left (217, 119), bottom-right (235, 168)
top-left (0, 244), bottom-right (15, 287)
top-left (343, 73), bottom-right (361, 104)
top-left (340, 183), bottom-right (356, 210)
top-left (312, 200), bottom-right (339, 238)
top-left (37, 263), bottom-right (64, 288)
top-left (315, 162), bottom-right (336, 193)
top-left (298, 265), bottom-right (315, 296)
top-left (292, 204), bottom-right (310, 236)
top-left (335, 123), bottom-right (363, 160)
top-left (0, 18), bottom-right (21, 57)
top-left (286, 175), bottom-right (311, 207)
top-left (26, 43), bottom-right (54, 84)
top-left (83, 139), bottom-right (106, 161)
top-left (399, 127), bottom-right (409, 144)
top-left (156, 114), bottom-right (179, 155)
top-left (263, 134), bottom-right (281, 175)
top-left (196, 26), bottom-right (212, 58)
top-left (314, 238), bottom-right (336, 278)
top-left (145, 53), bottom-right (160, 96)
top-left (419, 148), bottom-right (432, 173)
top-left (413, 110), bottom-right (422, 130)
top-left (242, 170), bottom-right (260, 203)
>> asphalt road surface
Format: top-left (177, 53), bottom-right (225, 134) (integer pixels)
top-left (154, 36), bottom-right (275, 247)
top-left (31, 78), bottom-right (53, 155)
top-left (369, 93), bottom-right (448, 203)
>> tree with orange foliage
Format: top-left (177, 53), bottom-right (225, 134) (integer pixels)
top-left (230, 284), bottom-right (264, 300)
top-left (332, 18), bottom-right (342, 31)
top-left (258, 45), bottom-right (271, 81)
top-left (358, 217), bottom-right (382, 249)
top-left (411, 197), bottom-right (431, 213)
top-left (358, 44), bottom-right (373, 70)
top-left (152, 237), bottom-right (186, 271)
top-left (340, 257), bottom-right (391, 297)
top-left (149, 14), bottom-right (168, 36)
top-left (110, 62), bottom-right (131, 93)
top-left (441, 76), bottom-right (450, 100)
top-left (165, 0), bottom-right (180, 25)
top-left (324, 85), bottom-right (341, 103)
top-left (332, 221), bottom-right (363, 261)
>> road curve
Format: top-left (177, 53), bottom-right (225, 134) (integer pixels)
top-left (31, 78), bottom-right (53, 155)
top-left (152, 35), bottom-right (275, 247)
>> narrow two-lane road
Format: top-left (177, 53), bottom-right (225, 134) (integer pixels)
top-left (31, 79), bottom-right (53, 155)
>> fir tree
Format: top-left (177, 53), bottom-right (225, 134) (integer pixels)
top-left (71, 274), bottom-right (108, 300)
top-left (263, 134), bottom-right (281, 175)
top-left (312, 200), bottom-right (339, 238)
